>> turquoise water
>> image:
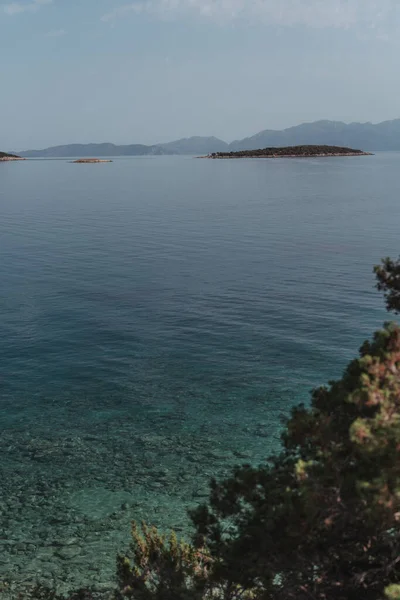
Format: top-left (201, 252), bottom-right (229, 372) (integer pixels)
top-left (0, 153), bottom-right (398, 592)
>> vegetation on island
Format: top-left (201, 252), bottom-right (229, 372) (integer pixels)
top-left (207, 145), bottom-right (372, 159)
top-left (9, 257), bottom-right (400, 600)
top-left (0, 151), bottom-right (23, 160)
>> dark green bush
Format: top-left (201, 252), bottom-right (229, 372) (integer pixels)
top-left (115, 521), bottom-right (212, 600)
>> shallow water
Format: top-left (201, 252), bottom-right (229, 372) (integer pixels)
top-left (0, 153), bottom-right (398, 592)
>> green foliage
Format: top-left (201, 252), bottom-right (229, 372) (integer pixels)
top-left (375, 257), bottom-right (400, 313)
top-left (191, 322), bottom-right (400, 599)
top-left (115, 522), bottom-right (212, 600)
top-left (0, 151), bottom-right (20, 159)
top-left (28, 586), bottom-right (63, 600)
top-left (209, 145), bottom-right (367, 159)
top-left (386, 584), bottom-right (400, 599)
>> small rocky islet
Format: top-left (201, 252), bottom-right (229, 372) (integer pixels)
top-left (0, 152), bottom-right (113, 164)
top-left (204, 144), bottom-right (373, 159)
top-left (0, 152), bottom-right (25, 161)
top-left (72, 158), bottom-right (113, 163)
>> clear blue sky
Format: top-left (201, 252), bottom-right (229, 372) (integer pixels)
top-left (1, 0), bottom-right (400, 150)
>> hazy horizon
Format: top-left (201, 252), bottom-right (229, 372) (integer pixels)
top-left (2, 0), bottom-right (400, 149)
top-left (8, 117), bottom-right (400, 153)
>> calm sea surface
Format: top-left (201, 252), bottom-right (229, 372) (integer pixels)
top-left (0, 153), bottom-right (399, 591)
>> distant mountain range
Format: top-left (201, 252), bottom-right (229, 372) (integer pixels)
top-left (14, 119), bottom-right (400, 157)
top-left (228, 119), bottom-right (400, 152)
top-left (18, 143), bottom-right (169, 158)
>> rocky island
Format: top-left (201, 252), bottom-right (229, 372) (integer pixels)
top-left (0, 151), bottom-right (25, 161)
top-left (72, 158), bottom-right (113, 163)
top-left (205, 145), bottom-right (373, 159)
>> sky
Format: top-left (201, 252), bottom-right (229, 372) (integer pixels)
top-left (1, 0), bottom-right (400, 150)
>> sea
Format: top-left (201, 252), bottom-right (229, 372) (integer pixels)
top-left (0, 153), bottom-right (399, 593)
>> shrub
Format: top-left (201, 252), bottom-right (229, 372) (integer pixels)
top-left (190, 321), bottom-right (400, 599)
top-left (115, 522), bottom-right (212, 600)
top-left (375, 257), bottom-right (400, 313)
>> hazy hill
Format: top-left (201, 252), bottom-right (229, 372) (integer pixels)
top-left (162, 120), bottom-right (400, 152)
top-left (15, 118), bottom-right (400, 157)
top-left (19, 143), bottom-right (170, 158)
top-left (158, 136), bottom-right (228, 155)
top-left (229, 119), bottom-right (400, 152)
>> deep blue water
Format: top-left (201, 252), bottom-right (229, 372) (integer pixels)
top-left (0, 153), bottom-right (399, 590)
